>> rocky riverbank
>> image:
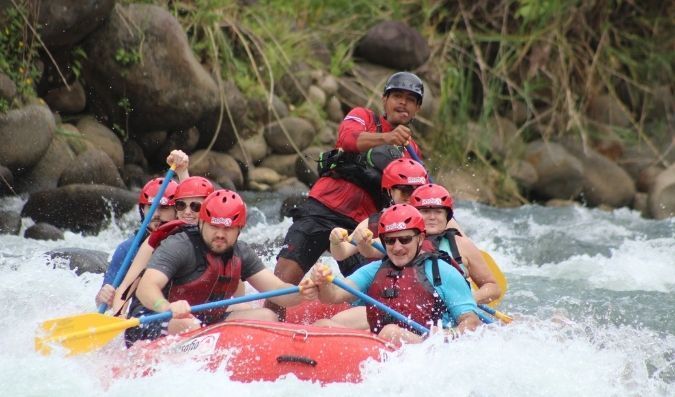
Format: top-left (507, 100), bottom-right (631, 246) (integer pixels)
top-left (1, 1), bottom-right (673, 241)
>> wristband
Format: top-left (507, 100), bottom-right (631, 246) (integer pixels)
top-left (153, 298), bottom-right (169, 311)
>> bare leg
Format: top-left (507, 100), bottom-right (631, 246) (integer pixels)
top-left (167, 317), bottom-right (201, 335)
top-left (323, 306), bottom-right (368, 330)
top-left (226, 307), bottom-right (279, 322)
top-left (264, 257), bottom-right (305, 320)
top-left (378, 324), bottom-right (423, 345)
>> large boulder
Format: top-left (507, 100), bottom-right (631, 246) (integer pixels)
top-left (0, 72), bottom-right (16, 101)
top-left (188, 150), bottom-right (244, 189)
top-left (76, 116), bottom-right (124, 169)
top-left (22, 184), bottom-right (137, 234)
top-left (355, 21), bottom-right (430, 70)
top-left (83, 3), bottom-right (219, 132)
top-left (260, 154), bottom-right (299, 178)
top-left (24, 223), bottom-right (64, 241)
top-left (59, 148), bottom-right (125, 188)
top-left (562, 142), bottom-right (636, 208)
top-left (586, 94), bottom-right (632, 128)
top-left (263, 117), bottom-right (316, 154)
top-left (295, 146), bottom-right (324, 187)
top-left (524, 140), bottom-right (584, 200)
top-left (44, 248), bottom-right (109, 275)
top-left (0, 104), bottom-right (55, 171)
top-left (196, 80), bottom-right (249, 152)
top-left (43, 80), bottom-right (87, 114)
top-left (14, 135), bottom-right (75, 194)
top-left (34, 0), bottom-right (115, 48)
top-left (648, 163), bottom-right (675, 219)
top-left (228, 132), bottom-right (269, 166)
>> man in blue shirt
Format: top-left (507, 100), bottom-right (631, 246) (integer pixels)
top-left (311, 204), bottom-right (481, 344)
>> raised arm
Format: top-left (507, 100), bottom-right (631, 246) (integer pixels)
top-left (457, 235), bottom-right (501, 304)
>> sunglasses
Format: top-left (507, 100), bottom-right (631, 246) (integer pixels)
top-left (381, 233), bottom-right (419, 246)
top-left (175, 200), bottom-right (201, 212)
top-left (392, 185), bottom-right (416, 195)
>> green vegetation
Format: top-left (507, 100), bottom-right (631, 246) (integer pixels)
top-left (0, 2), bottom-right (40, 112)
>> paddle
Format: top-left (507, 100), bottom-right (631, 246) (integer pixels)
top-left (37, 286), bottom-right (301, 356)
top-left (97, 165), bottom-right (177, 313)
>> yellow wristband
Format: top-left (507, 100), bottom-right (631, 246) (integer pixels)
top-left (153, 298), bottom-right (169, 311)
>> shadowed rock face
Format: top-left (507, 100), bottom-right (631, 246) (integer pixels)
top-left (355, 21), bottom-right (430, 70)
top-left (21, 184), bottom-right (136, 234)
top-left (34, 0), bottom-right (116, 48)
top-left (83, 3), bottom-right (219, 133)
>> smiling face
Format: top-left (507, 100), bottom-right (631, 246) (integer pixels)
top-left (382, 90), bottom-right (420, 126)
top-left (418, 207), bottom-right (448, 235)
top-left (175, 196), bottom-right (205, 224)
top-left (381, 230), bottom-right (424, 267)
top-left (200, 221), bottom-right (240, 254)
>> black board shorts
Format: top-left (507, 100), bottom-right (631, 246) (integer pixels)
top-left (277, 197), bottom-right (361, 275)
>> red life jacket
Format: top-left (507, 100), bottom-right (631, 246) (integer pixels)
top-left (366, 253), bottom-right (447, 335)
top-left (149, 220), bottom-right (242, 325)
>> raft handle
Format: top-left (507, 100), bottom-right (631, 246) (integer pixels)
top-left (276, 355), bottom-right (317, 367)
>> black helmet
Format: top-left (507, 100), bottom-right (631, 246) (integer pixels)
top-left (383, 72), bottom-right (424, 104)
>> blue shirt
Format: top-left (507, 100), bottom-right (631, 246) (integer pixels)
top-left (102, 236), bottom-right (135, 286)
top-left (348, 257), bottom-right (478, 327)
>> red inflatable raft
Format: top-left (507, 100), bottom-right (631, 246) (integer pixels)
top-left (113, 302), bottom-right (392, 384)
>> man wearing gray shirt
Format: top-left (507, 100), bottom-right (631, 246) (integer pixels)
top-left (125, 190), bottom-right (317, 347)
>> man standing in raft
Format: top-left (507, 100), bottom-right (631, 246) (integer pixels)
top-left (268, 71), bottom-right (426, 317)
top-left (125, 190), bottom-right (317, 346)
top-left (310, 204), bottom-right (481, 344)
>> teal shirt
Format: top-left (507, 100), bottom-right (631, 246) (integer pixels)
top-left (347, 257), bottom-right (478, 327)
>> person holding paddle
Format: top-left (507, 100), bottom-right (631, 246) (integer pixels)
top-left (310, 204), bottom-right (481, 344)
top-left (410, 184), bottom-right (501, 304)
top-left (110, 176), bottom-right (220, 315)
top-left (95, 150), bottom-right (189, 307)
top-left (125, 189), bottom-right (317, 346)
top-left (268, 71), bottom-right (426, 318)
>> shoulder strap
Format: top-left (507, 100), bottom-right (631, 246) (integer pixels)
top-left (444, 228), bottom-right (463, 266)
top-left (370, 109), bottom-right (382, 132)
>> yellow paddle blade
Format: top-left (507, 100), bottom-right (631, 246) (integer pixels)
top-left (469, 250), bottom-right (508, 308)
top-left (36, 313), bottom-right (140, 356)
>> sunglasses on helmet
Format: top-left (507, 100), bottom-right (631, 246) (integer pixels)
top-left (381, 232), bottom-right (419, 246)
top-left (175, 200), bottom-right (201, 212)
top-left (392, 185), bottom-right (416, 195)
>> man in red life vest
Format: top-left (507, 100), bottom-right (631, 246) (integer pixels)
top-left (269, 72), bottom-right (426, 318)
top-left (125, 190), bottom-right (317, 346)
top-left (310, 204), bottom-right (481, 345)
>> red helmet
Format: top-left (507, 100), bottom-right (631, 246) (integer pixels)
top-left (139, 177), bottom-right (178, 206)
top-left (378, 204), bottom-right (426, 235)
top-left (199, 189), bottom-right (247, 228)
top-left (381, 159), bottom-right (428, 189)
top-left (411, 184), bottom-right (454, 210)
top-left (175, 176), bottom-right (214, 200)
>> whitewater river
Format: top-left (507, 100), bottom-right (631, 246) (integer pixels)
top-left (1, 192), bottom-right (673, 396)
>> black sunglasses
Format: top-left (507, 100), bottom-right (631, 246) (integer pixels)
top-left (382, 233), bottom-right (419, 246)
top-left (392, 185), bottom-right (416, 195)
top-left (175, 200), bottom-right (201, 212)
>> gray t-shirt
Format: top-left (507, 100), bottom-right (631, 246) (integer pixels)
top-left (147, 232), bottom-right (266, 284)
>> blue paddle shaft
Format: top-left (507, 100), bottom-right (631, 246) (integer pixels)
top-left (139, 286), bottom-right (301, 325)
top-left (331, 278), bottom-right (430, 335)
top-left (97, 168), bottom-right (176, 313)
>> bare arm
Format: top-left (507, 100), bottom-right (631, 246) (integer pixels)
top-left (329, 227), bottom-right (358, 261)
top-left (136, 268), bottom-right (171, 311)
top-left (246, 268), bottom-right (306, 307)
top-left (111, 239), bottom-right (154, 313)
top-left (355, 125), bottom-right (412, 152)
top-left (455, 312), bottom-right (482, 334)
top-left (457, 236), bottom-right (501, 304)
